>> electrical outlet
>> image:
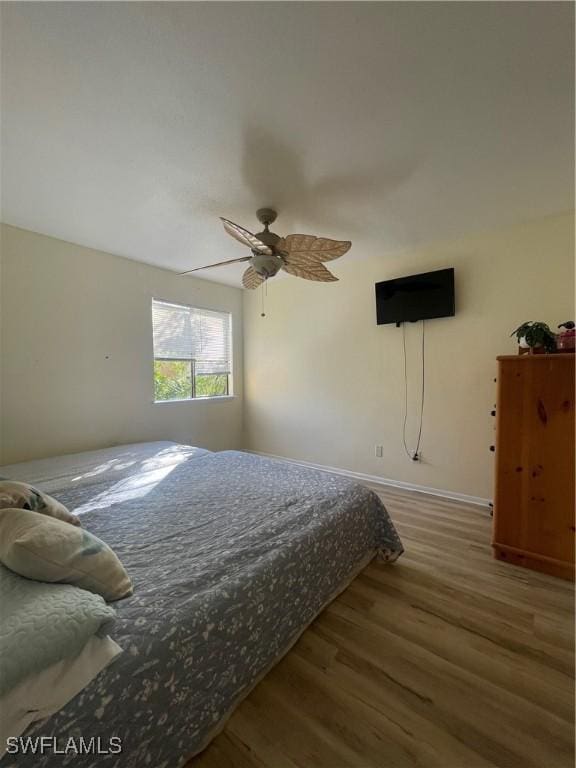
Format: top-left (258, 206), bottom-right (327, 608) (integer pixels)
top-left (375, 445), bottom-right (384, 458)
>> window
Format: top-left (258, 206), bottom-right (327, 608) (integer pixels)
top-left (152, 299), bottom-right (232, 401)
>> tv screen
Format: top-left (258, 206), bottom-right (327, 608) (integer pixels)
top-left (375, 268), bottom-right (455, 325)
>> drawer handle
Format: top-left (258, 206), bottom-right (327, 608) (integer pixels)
top-left (489, 445), bottom-right (495, 452)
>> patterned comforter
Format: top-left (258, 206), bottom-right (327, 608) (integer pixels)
top-left (0, 442), bottom-right (403, 767)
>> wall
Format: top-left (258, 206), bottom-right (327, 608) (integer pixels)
top-left (0, 224), bottom-right (243, 464)
top-left (243, 213), bottom-right (574, 501)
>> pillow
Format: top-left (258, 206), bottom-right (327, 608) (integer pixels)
top-left (0, 480), bottom-right (80, 527)
top-left (0, 508), bottom-right (133, 602)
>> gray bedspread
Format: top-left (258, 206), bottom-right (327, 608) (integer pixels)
top-left (0, 442), bottom-right (402, 768)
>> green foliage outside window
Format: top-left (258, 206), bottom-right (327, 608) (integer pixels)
top-left (154, 361), bottom-right (228, 401)
top-left (154, 360), bottom-right (191, 400)
top-left (195, 374), bottom-right (228, 398)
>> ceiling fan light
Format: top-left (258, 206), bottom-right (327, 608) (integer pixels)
top-left (251, 253), bottom-right (283, 278)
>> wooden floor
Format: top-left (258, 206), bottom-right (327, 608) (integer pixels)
top-left (191, 486), bottom-right (575, 768)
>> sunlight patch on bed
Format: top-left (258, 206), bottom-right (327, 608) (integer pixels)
top-left (70, 446), bottom-right (205, 485)
top-left (73, 464), bottom-right (178, 516)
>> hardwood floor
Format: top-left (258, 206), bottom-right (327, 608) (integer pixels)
top-left (191, 486), bottom-right (575, 768)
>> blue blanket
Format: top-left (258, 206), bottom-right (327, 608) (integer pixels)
top-left (0, 442), bottom-right (403, 767)
top-left (0, 566), bottom-right (115, 697)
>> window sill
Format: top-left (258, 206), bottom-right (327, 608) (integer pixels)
top-left (153, 396), bottom-right (236, 405)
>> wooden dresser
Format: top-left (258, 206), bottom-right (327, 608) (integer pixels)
top-left (492, 353), bottom-right (575, 580)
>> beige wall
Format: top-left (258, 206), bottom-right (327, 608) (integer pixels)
top-left (0, 224), bottom-right (244, 464)
top-left (243, 213), bottom-right (575, 500)
top-left (2, 214), bottom-right (573, 497)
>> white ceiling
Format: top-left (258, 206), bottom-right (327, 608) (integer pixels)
top-left (1, 2), bottom-right (573, 287)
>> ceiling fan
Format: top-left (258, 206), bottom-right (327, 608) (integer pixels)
top-left (179, 209), bottom-right (351, 289)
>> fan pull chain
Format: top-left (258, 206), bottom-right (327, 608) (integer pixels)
top-left (260, 281), bottom-right (266, 317)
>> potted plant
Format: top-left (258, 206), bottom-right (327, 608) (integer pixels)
top-left (511, 321), bottom-right (556, 354)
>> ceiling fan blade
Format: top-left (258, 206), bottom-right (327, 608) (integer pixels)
top-left (220, 217), bottom-right (272, 255)
top-left (281, 258), bottom-right (338, 283)
top-left (278, 234), bottom-right (351, 262)
top-left (242, 265), bottom-right (265, 290)
top-left (178, 256), bottom-right (251, 276)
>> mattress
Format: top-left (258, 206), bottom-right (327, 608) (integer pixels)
top-left (0, 441), bottom-right (403, 767)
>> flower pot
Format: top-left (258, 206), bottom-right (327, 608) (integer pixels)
top-left (518, 338), bottom-right (545, 355)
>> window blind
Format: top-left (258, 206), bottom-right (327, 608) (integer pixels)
top-left (152, 300), bottom-right (232, 374)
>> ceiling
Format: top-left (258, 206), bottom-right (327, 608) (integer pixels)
top-left (1, 2), bottom-right (573, 287)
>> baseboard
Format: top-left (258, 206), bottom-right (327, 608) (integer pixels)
top-left (245, 450), bottom-right (491, 508)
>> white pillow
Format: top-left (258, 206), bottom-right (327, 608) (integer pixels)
top-left (0, 480), bottom-right (80, 526)
top-left (0, 508), bottom-right (133, 602)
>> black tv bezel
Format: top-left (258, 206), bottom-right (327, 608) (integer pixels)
top-left (375, 267), bottom-right (455, 326)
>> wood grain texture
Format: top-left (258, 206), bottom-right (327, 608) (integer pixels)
top-left (493, 354), bottom-right (575, 580)
top-left (189, 486), bottom-right (574, 768)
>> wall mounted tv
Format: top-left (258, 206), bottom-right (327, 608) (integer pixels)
top-left (375, 268), bottom-right (455, 325)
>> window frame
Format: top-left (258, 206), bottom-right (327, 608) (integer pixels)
top-left (151, 298), bottom-right (234, 404)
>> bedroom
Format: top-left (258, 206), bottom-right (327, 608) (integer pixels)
top-left (0, 2), bottom-right (574, 767)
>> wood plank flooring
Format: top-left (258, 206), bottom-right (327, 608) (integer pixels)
top-left (190, 486), bottom-right (575, 768)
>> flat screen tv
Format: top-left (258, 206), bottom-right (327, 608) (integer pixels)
top-left (375, 268), bottom-right (455, 325)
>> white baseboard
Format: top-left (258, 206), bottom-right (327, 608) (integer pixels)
top-left (245, 450), bottom-right (491, 508)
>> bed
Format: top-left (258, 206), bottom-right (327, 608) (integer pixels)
top-left (0, 442), bottom-right (403, 767)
